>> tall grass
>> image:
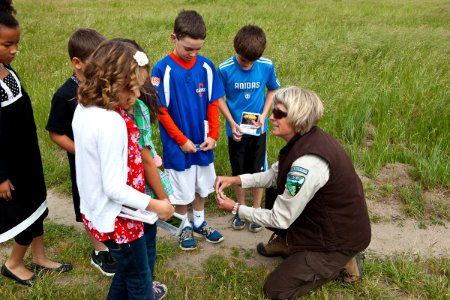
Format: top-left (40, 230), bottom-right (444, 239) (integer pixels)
top-left (10, 0), bottom-right (449, 192)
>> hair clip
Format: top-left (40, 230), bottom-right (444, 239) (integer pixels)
top-left (133, 51), bottom-right (149, 67)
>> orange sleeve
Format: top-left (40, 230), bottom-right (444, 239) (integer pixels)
top-left (207, 100), bottom-right (220, 141)
top-left (157, 107), bottom-right (188, 146)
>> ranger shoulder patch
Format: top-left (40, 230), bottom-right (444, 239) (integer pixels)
top-left (286, 174), bottom-right (305, 197)
top-left (289, 166), bottom-right (309, 175)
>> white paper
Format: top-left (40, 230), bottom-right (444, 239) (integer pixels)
top-left (119, 207), bottom-right (158, 224)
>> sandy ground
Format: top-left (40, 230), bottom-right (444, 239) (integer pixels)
top-left (44, 187), bottom-right (449, 270)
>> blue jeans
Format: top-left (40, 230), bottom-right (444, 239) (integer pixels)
top-left (144, 223), bottom-right (157, 277)
top-left (104, 235), bottom-right (153, 300)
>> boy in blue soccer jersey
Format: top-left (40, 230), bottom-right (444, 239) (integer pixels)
top-left (151, 10), bottom-right (225, 250)
top-left (218, 25), bottom-right (280, 233)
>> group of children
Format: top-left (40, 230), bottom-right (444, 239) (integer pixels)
top-left (1, 4), bottom-right (279, 299)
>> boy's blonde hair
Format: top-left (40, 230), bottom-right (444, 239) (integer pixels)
top-left (273, 86), bottom-right (324, 135)
top-left (78, 40), bottom-right (148, 110)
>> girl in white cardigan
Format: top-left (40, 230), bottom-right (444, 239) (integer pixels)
top-left (73, 40), bottom-right (174, 299)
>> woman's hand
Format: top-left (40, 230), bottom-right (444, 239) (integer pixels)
top-left (214, 176), bottom-right (241, 194)
top-left (215, 192), bottom-right (236, 212)
top-left (0, 179), bottom-right (14, 201)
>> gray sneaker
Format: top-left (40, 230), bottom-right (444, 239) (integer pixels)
top-left (179, 226), bottom-right (197, 250)
top-left (232, 215), bottom-right (246, 230)
top-left (248, 222), bottom-right (262, 233)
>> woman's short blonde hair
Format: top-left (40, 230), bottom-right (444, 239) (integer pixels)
top-left (273, 86), bottom-right (324, 135)
top-left (78, 40), bottom-right (149, 110)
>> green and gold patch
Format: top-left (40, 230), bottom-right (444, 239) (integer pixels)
top-left (286, 174), bottom-right (305, 196)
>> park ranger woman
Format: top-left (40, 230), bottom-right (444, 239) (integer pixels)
top-left (215, 86), bottom-right (371, 299)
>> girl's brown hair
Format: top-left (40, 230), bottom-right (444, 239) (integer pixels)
top-left (78, 40), bottom-right (147, 110)
top-left (110, 38), bottom-right (159, 124)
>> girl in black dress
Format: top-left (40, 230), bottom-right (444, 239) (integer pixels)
top-left (0, 0), bottom-right (71, 286)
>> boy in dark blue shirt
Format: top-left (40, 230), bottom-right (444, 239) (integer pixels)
top-left (45, 28), bottom-right (117, 276)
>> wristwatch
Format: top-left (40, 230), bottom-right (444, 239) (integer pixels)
top-left (231, 202), bottom-right (240, 215)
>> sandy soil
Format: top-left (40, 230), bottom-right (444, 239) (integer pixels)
top-left (43, 163), bottom-right (449, 270)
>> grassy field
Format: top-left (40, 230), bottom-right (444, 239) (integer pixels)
top-left (1, 0), bottom-right (449, 299)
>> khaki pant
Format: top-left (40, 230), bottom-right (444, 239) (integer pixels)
top-left (263, 250), bottom-right (356, 300)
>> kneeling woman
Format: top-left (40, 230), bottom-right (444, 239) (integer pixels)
top-left (215, 86), bottom-right (371, 299)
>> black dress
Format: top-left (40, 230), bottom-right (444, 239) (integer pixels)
top-left (0, 65), bottom-right (48, 243)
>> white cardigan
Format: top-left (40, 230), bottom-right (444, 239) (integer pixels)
top-left (72, 105), bottom-right (150, 233)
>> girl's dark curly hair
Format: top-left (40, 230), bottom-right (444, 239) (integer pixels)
top-left (0, 0), bottom-right (19, 28)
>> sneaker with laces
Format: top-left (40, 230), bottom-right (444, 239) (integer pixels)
top-left (192, 221), bottom-right (224, 243)
top-left (91, 250), bottom-right (116, 276)
top-left (179, 226), bottom-right (197, 250)
top-left (256, 233), bottom-right (291, 258)
top-left (341, 253), bottom-right (364, 283)
top-left (248, 222), bottom-right (262, 233)
top-left (231, 215), bottom-right (246, 230)
top-left (153, 281), bottom-right (168, 300)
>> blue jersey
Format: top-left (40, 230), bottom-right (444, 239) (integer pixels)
top-left (151, 54), bottom-right (225, 171)
top-left (218, 56), bottom-right (280, 137)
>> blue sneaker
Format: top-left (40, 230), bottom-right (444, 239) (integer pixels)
top-left (179, 226), bottom-right (197, 251)
top-left (248, 222), bottom-right (262, 233)
top-left (192, 221), bottom-right (224, 243)
top-left (232, 215), bottom-right (246, 230)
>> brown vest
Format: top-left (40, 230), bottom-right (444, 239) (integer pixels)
top-left (266, 127), bottom-right (371, 252)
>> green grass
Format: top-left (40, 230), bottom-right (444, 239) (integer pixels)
top-left (2, 0), bottom-right (449, 299)
top-left (1, 223), bottom-right (449, 299)
top-left (400, 183), bottom-right (425, 218)
top-left (11, 0), bottom-right (449, 192)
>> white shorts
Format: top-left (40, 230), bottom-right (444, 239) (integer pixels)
top-left (165, 163), bottom-right (216, 205)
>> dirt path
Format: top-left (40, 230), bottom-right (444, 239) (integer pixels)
top-left (46, 188), bottom-right (449, 270)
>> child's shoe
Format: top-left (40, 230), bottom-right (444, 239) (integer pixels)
top-left (231, 215), bottom-right (246, 230)
top-left (91, 250), bottom-right (116, 276)
top-left (153, 281), bottom-right (168, 300)
top-left (193, 221), bottom-right (224, 243)
top-left (179, 226), bottom-right (197, 250)
top-left (248, 222), bottom-right (262, 233)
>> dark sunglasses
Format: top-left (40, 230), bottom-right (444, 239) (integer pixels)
top-left (272, 108), bottom-right (288, 119)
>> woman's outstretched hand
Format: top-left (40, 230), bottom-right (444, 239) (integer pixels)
top-left (215, 192), bottom-right (235, 212)
top-left (214, 176), bottom-right (241, 194)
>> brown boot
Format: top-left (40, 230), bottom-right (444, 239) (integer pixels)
top-left (256, 233), bottom-right (291, 258)
top-left (342, 253), bottom-right (364, 283)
